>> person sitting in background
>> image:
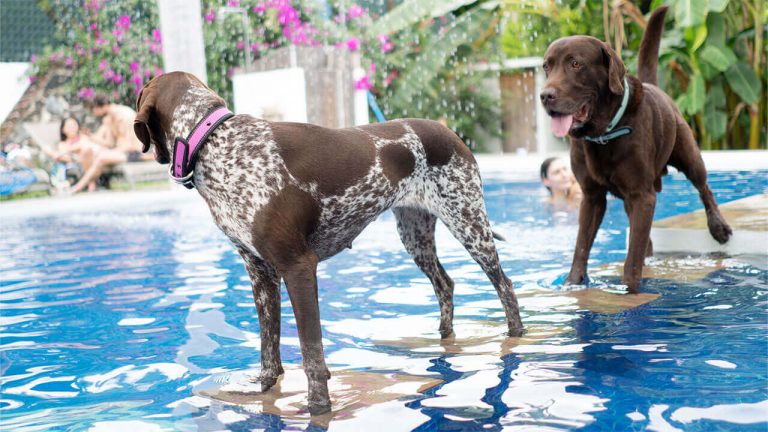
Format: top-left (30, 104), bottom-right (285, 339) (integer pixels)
top-left (41, 117), bottom-right (95, 193)
top-left (540, 156), bottom-right (582, 208)
top-left (85, 93), bottom-right (148, 162)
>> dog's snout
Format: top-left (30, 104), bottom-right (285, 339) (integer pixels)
top-left (540, 88), bottom-right (557, 104)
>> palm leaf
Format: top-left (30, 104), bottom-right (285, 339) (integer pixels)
top-left (366, 0), bottom-right (480, 38)
top-left (389, 7), bottom-right (497, 107)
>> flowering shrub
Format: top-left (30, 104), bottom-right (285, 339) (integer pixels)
top-left (201, 0), bottom-right (501, 149)
top-left (29, 0), bottom-right (163, 106)
top-left (200, 0), bottom-right (321, 104)
top-left (29, 0), bottom-right (501, 149)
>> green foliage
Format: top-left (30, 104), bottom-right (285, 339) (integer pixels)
top-left (200, 0), bottom-right (319, 104)
top-left (501, 0), bottom-right (765, 149)
top-left (660, 0), bottom-right (765, 148)
top-left (314, 0), bottom-right (504, 150)
top-left (30, 0), bottom-right (163, 106)
top-left (500, 2), bottom-right (601, 58)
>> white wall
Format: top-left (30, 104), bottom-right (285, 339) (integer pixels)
top-left (0, 62), bottom-right (31, 124)
top-left (232, 68), bottom-right (308, 122)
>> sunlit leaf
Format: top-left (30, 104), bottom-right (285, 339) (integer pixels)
top-left (367, 0), bottom-right (480, 38)
top-left (700, 45), bottom-right (736, 71)
top-left (725, 62), bottom-right (761, 104)
top-left (687, 73), bottom-right (706, 114)
top-left (672, 0), bottom-right (708, 28)
top-left (684, 23), bottom-right (707, 52)
top-left (708, 0), bottom-right (729, 13)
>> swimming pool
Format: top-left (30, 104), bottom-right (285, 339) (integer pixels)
top-left (1, 169), bottom-right (766, 431)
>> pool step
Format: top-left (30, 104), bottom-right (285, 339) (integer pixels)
top-left (650, 193), bottom-right (768, 255)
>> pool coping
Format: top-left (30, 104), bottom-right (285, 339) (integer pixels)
top-left (1, 150), bottom-right (766, 220)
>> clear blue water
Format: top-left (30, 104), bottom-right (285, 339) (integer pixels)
top-left (1, 170), bottom-right (766, 431)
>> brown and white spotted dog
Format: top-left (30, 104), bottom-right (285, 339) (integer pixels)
top-left (134, 72), bottom-right (523, 415)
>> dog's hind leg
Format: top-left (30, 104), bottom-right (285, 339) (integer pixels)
top-left (237, 247), bottom-right (284, 391)
top-left (393, 206), bottom-right (455, 338)
top-left (668, 124), bottom-right (732, 244)
top-left (431, 173), bottom-right (524, 337)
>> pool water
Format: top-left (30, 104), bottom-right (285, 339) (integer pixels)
top-left (1, 170), bottom-right (766, 431)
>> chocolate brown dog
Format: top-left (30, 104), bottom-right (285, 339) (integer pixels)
top-left (540, 6), bottom-right (731, 292)
top-left (134, 72), bottom-right (523, 415)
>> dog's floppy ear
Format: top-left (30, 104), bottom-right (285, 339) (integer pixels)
top-left (602, 42), bottom-right (626, 95)
top-left (134, 86), bottom-right (157, 153)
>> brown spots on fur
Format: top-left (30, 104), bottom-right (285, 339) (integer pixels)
top-left (251, 184), bottom-right (320, 266)
top-left (405, 119), bottom-right (472, 166)
top-left (380, 144), bottom-right (415, 185)
top-left (358, 121), bottom-right (407, 140)
top-left (272, 123), bottom-right (375, 196)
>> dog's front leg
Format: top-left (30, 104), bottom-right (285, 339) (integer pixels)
top-left (623, 192), bottom-right (657, 293)
top-left (567, 189), bottom-right (607, 285)
top-left (237, 247), bottom-right (284, 391)
top-left (280, 251), bottom-right (332, 415)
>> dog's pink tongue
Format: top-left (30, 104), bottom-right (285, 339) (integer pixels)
top-left (550, 115), bottom-right (573, 138)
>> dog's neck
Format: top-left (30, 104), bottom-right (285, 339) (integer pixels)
top-left (582, 75), bottom-right (643, 138)
top-left (169, 87), bottom-right (225, 140)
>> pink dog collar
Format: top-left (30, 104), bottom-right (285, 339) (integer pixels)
top-left (170, 106), bottom-right (233, 189)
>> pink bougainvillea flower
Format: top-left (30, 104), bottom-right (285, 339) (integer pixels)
top-left (29, 75), bottom-right (37, 84)
top-left (236, 40), bottom-right (245, 50)
top-left (227, 0), bottom-right (240, 6)
top-left (369, 63), bottom-right (376, 74)
top-left (30, 54), bottom-right (36, 62)
top-left (112, 45), bottom-right (121, 53)
top-left (129, 61), bottom-right (140, 72)
top-left (378, 34), bottom-right (393, 53)
top-left (89, 22), bottom-right (98, 31)
top-left (346, 38), bottom-right (360, 51)
top-left (204, 10), bottom-right (216, 23)
top-left (354, 75), bottom-right (373, 90)
top-left (65, 57), bottom-right (73, 67)
top-left (152, 28), bottom-right (162, 43)
top-left (116, 15), bottom-right (131, 29)
top-left (348, 4), bottom-right (365, 19)
top-left (250, 43), bottom-right (260, 53)
top-left (103, 68), bottom-right (115, 80)
top-left (77, 87), bottom-right (95, 99)
top-left (252, 4), bottom-right (266, 13)
top-left (113, 74), bottom-right (124, 84)
top-left (98, 59), bottom-right (109, 71)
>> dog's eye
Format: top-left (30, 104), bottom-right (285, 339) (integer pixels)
top-left (570, 60), bottom-right (581, 69)
top-left (542, 62), bottom-right (549, 71)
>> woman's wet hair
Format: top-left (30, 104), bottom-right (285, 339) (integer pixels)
top-left (59, 117), bottom-right (80, 141)
top-left (540, 157), bottom-right (558, 193)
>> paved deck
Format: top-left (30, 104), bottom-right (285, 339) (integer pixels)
top-left (651, 194), bottom-right (768, 255)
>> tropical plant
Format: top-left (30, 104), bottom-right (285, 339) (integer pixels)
top-left (200, 0), bottom-right (321, 104)
top-left (658, 0), bottom-right (764, 149)
top-left (310, 0), bottom-right (506, 150)
top-left (30, 0), bottom-right (163, 105)
top-left (500, 0), bottom-right (766, 150)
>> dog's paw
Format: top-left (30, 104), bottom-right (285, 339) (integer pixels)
top-left (507, 325), bottom-right (525, 338)
top-left (565, 272), bottom-right (587, 286)
top-left (248, 374), bottom-right (279, 392)
top-left (708, 217), bottom-right (733, 244)
top-left (308, 399), bottom-right (332, 416)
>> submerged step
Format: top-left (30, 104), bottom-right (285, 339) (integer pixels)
top-left (650, 194), bottom-right (768, 255)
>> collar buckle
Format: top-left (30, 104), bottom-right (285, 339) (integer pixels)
top-left (169, 165), bottom-right (195, 189)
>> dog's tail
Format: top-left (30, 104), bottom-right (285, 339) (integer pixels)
top-left (637, 5), bottom-right (668, 85)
